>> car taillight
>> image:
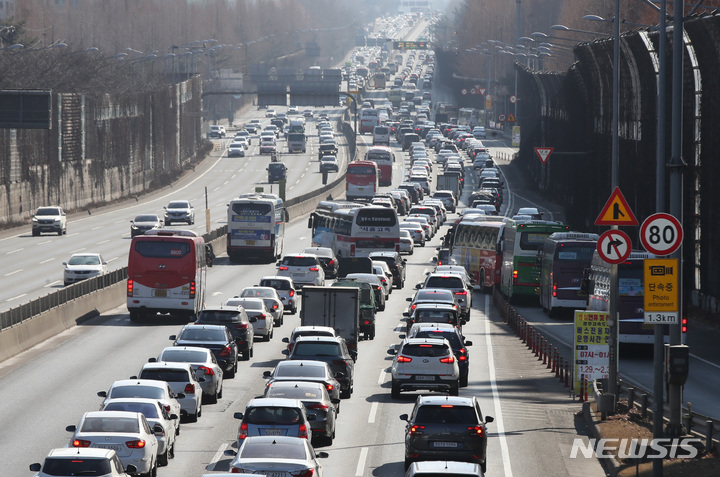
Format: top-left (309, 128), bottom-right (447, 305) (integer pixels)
top-left (279, 266), bottom-right (289, 271)
top-left (198, 366), bottom-right (215, 376)
top-left (454, 290), bottom-right (467, 296)
top-left (289, 469), bottom-right (315, 477)
top-left (458, 349), bottom-right (468, 361)
top-left (126, 440), bottom-right (146, 449)
top-left (238, 422), bottom-right (248, 440)
top-left (306, 403), bottom-right (328, 410)
top-left (380, 278), bottom-right (387, 284)
top-left (513, 270), bottom-right (518, 283)
top-left (272, 304), bottom-right (279, 310)
top-left (440, 355), bottom-right (455, 363)
top-left (375, 285), bottom-right (382, 290)
top-left (163, 404), bottom-right (171, 413)
top-left (184, 383), bottom-right (195, 394)
top-left (411, 304), bottom-right (417, 311)
top-left (126, 279), bottom-right (134, 297)
top-left (219, 346), bottom-right (233, 357)
top-left (289, 289), bottom-right (295, 297)
top-left (364, 319), bottom-right (371, 325)
top-left (299, 423), bottom-right (309, 439)
top-left (328, 259), bottom-right (335, 265)
top-left (236, 323), bottom-right (249, 329)
top-left (350, 244), bottom-right (355, 256)
top-left (409, 425), bottom-right (425, 435)
top-left (397, 355), bottom-right (412, 363)
top-left (326, 384), bottom-right (334, 392)
top-left (189, 280), bottom-right (196, 299)
top-left (73, 439), bottom-right (91, 447)
top-left (552, 283), bottom-right (558, 297)
top-left (469, 425), bottom-right (485, 436)
top-left (257, 314), bottom-right (266, 320)
top-left (438, 261), bottom-right (443, 266)
top-left (309, 267), bottom-right (319, 271)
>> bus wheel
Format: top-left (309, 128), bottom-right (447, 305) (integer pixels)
top-left (129, 310), bottom-right (142, 323)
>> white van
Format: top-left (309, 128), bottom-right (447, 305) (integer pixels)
top-left (373, 125), bottom-right (390, 146)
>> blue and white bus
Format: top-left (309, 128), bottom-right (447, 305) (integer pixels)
top-left (227, 193), bottom-right (285, 262)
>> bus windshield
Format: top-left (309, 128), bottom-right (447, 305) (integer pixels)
top-left (348, 166), bottom-right (376, 175)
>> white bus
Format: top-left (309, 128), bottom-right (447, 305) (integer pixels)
top-left (227, 193), bottom-right (285, 263)
top-left (364, 146), bottom-right (394, 186)
top-left (308, 201), bottom-right (400, 257)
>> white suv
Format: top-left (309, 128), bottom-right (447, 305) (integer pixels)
top-left (276, 254), bottom-right (325, 288)
top-left (164, 200), bottom-right (195, 225)
top-left (32, 206), bottom-right (67, 236)
top-left (389, 337), bottom-right (460, 398)
top-left (259, 276), bottom-right (298, 315)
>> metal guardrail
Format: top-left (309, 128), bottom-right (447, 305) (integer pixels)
top-left (0, 109), bottom-right (357, 332)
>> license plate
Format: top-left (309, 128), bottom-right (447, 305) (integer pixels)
top-left (432, 441), bottom-right (459, 448)
top-left (415, 375), bottom-right (435, 381)
top-left (246, 240), bottom-right (256, 245)
top-left (97, 445), bottom-right (121, 451)
top-left (292, 273), bottom-right (304, 278)
top-left (264, 429), bottom-right (282, 436)
top-left (270, 472), bottom-right (286, 477)
top-left (154, 289), bottom-right (167, 297)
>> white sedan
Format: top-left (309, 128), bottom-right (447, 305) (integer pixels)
top-left (399, 229), bottom-right (415, 255)
top-left (66, 411), bottom-right (159, 476)
top-left (63, 253), bottom-right (107, 286)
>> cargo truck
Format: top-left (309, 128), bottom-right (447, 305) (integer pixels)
top-left (300, 286), bottom-right (361, 357)
top-left (436, 173), bottom-right (461, 198)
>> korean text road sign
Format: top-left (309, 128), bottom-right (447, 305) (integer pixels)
top-left (534, 147), bottom-right (554, 164)
top-left (597, 230), bottom-right (632, 264)
top-left (640, 213), bottom-right (683, 256)
top-left (644, 258), bottom-right (679, 324)
top-left (573, 311), bottom-right (610, 394)
top-left (595, 187), bottom-right (638, 226)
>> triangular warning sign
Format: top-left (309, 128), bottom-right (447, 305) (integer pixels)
top-left (534, 147), bottom-right (554, 164)
top-left (479, 88), bottom-right (486, 95)
top-left (506, 113), bottom-right (516, 122)
top-left (595, 187), bottom-right (639, 226)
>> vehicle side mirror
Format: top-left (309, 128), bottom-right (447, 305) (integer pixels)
top-left (97, 391), bottom-right (107, 398)
top-left (331, 398), bottom-right (341, 404)
top-left (129, 376), bottom-right (138, 380)
top-left (176, 393), bottom-right (185, 399)
top-left (29, 464), bottom-right (41, 472)
top-left (485, 416), bottom-right (495, 424)
top-left (277, 260), bottom-right (282, 266)
top-left (169, 414), bottom-right (178, 420)
top-left (249, 316), bottom-right (258, 323)
top-left (387, 348), bottom-right (397, 356)
top-left (65, 425), bottom-right (77, 432)
top-left (263, 371), bottom-right (272, 378)
top-left (316, 451), bottom-right (329, 459)
top-left (464, 340), bottom-right (473, 347)
top-left (169, 335), bottom-right (176, 340)
top-left (198, 377), bottom-right (206, 383)
top-left (148, 357), bottom-right (157, 363)
top-left (281, 349), bottom-right (289, 355)
top-left (282, 337), bottom-right (289, 343)
top-left (399, 413), bottom-right (409, 421)
top-left (398, 334), bottom-right (406, 339)
top-left (461, 319), bottom-right (467, 326)
top-left (125, 465), bottom-right (138, 474)
top-left (334, 372), bottom-right (345, 379)
top-left (234, 412), bottom-right (244, 420)
top-left (307, 414), bottom-right (317, 422)
top-left (402, 311), bottom-right (409, 317)
top-left (415, 283), bottom-right (423, 289)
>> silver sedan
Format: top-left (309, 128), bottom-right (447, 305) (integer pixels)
top-left (239, 286), bottom-right (285, 327)
top-left (153, 346), bottom-right (223, 404)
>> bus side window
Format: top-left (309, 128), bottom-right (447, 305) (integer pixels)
top-left (308, 213), bottom-right (315, 229)
top-left (536, 244), bottom-right (544, 267)
top-left (580, 268), bottom-right (593, 295)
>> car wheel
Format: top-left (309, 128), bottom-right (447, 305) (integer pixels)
top-left (460, 373), bottom-right (469, 388)
top-left (391, 380), bottom-right (401, 399)
top-left (226, 360), bottom-right (237, 379)
top-left (450, 381), bottom-right (459, 396)
top-left (188, 410), bottom-right (198, 423)
top-left (241, 346), bottom-right (250, 361)
top-left (169, 441), bottom-right (175, 459)
top-left (250, 345), bottom-right (254, 358)
top-left (404, 457), bottom-right (413, 470)
top-left (129, 310), bottom-right (142, 323)
top-left (205, 389), bottom-right (218, 404)
top-left (292, 306), bottom-right (297, 315)
top-left (340, 386), bottom-right (351, 399)
top-left (218, 384), bottom-right (223, 399)
top-left (481, 460), bottom-right (487, 474)
top-left (57, 229), bottom-right (62, 236)
top-left (158, 448), bottom-right (169, 467)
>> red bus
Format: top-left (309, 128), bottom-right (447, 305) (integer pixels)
top-left (346, 160), bottom-right (378, 202)
top-left (127, 230), bottom-right (211, 322)
top-left (359, 109), bottom-right (379, 134)
top-left (450, 216), bottom-right (508, 292)
top-left (364, 146), bottom-right (394, 186)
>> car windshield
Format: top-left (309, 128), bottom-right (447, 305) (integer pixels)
top-left (80, 417), bottom-right (139, 433)
top-left (109, 385), bottom-right (164, 400)
top-left (36, 208), bottom-right (60, 216)
top-left (261, 279), bottom-right (291, 290)
top-left (104, 402), bottom-right (160, 419)
top-left (197, 310), bottom-right (240, 322)
top-left (267, 383), bottom-right (323, 400)
top-left (416, 310), bottom-right (455, 323)
top-left (401, 343), bottom-right (450, 357)
top-left (241, 288), bottom-right (275, 298)
top-left (238, 440), bottom-right (306, 459)
top-left (41, 458), bottom-right (112, 476)
top-left (415, 405), bottom-right (477, 424)
top-left (234, 299), bottom-right (263, 310)
top-left (178, 328), bottom-right (227, 341)
top-left (135, 215), bottom-right (159, 222)
top-left (425, 276), bottom-right (464, 289)
top-left (416, 290), bottom-right (454, 301)
top-left (282, 256), bottom-right (317, 267)
top-left (414, 330), bottom-right (462, 348)
top-left (160, 349), bottom-right (208, 363)
top-left (139, 368), bottom-right (191, 382)
top-left (167, 202), bottom-right (189, 209)
top-left (68, 255), bottom-right (100, 266)
top-left (246, 406), bottom-right (302, 425)
top-left (292, 342), bottom-right (341, 357)
top-left (276, 364), bottom-right (325, 378)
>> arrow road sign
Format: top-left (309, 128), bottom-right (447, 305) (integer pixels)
top-left (597, 230), bottom-right (632, 264)
top-left (498, 114), bottom-right (506, 122)
top-left (534, 147), bottom-right (554, 164)
top-left (595, 187), bottom-right (639, 226)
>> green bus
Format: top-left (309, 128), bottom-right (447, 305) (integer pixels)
top-left (500, 220), bottom-right (569, 300)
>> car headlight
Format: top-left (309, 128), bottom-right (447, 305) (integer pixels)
top-left (32, 217), bottom-right (38, 222)
top-left (131, 225), bottom-right (139, 230)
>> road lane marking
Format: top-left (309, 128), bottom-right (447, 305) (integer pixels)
top-left (36, 240), bottom-right (52, 246)
top-left (96, 240), bottom-right (110, 245)
top-left (355, 447), bottom-right (368, 476)
top-left (71, 248), bottom-right (86, 253)
top-left (5, 269), bottom-right (23, 276)
top-left (91, 225), bottom-right (104, 230)
top-left (483, 294), bottom-right (513, 477)
top-left (368, 401), bottom-right (378, 424)
top-left (6, 294), bottom-right (27, 302)
top-left (107, 257), bottom-right (119, 263)
top-left (6, 248), bottom-right (24, 254)
top-left (45, 280), bottom-right (62, 288)
top-left (207, 442), bottom-right (229, 472)
top-left (40, 258), bottom-right (55, 264)
top-left (211, 291), bottom-right (223, 296)
top-left (377, 368), bottom-right (386, 385)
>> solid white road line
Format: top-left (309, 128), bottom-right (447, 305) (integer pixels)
top-left (483, 294), bottom-right (513, 477)
top-left (6, 294), bottom-right (27, 302)
top-left (5, 269), bottom-right (23, 276)
top-left (368, 401), bottom-right (378, 424)
top-left (6, 248), bottom-right (24, 254)
top-left (207, 442), bottom-right (229, 472)
top-left (377, 368), bottom-right (386, 385)
top-left (355, 446), bottom-right (369, 476)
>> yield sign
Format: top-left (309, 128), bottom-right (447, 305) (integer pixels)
top-left (595, 187), bottom-right (639, 226)
top-left (534, 147), bottom-right (554, 164)
top-left (479, 88), bottom-right (486, 95)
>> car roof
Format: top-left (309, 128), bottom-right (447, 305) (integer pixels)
top-left (291, 325), bottom-right (336, 335)
top-left (293, 335), bottom-right (342, 344)
top-left (182, 324), bottom-right (226, 331)
top-left (409, 460), bottom-right (482, 473)
top-left (403, 337), bottom-right (449, 347)
top-left (410, 322), bottom-right (458, 332)
top-left (83, 410), bottom-right (141, 420)
top-left (413, 303), bottom-right (458, 311)
top-left (110, 379), bottom-right (169, 389)
top-left (46, 447), bottom-right (118, 458)
top-left (160, 345), bottom-right (211, 355)
top-left (303, 247), bottom-right (335, 257)
top-left (261, 275), bottom-right (293, 282)
top-left (246, 397), bottom-right (305, 409)
top-left (276, 359), bottom-right (327, 368)
top-left (416, 395), bottom-right (476, 406)
top-left (142, 361), bottom-right (194, 371)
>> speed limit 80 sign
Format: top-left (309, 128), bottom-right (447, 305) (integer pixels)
top-left (640, 213), bottom-right (683, 256)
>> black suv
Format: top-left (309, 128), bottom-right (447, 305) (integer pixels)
top-left (400, 395), bottom-right (493, 472)
top-left (368, 251), bottom-right (406, 289)
top-left (285, 336), bottom-right (355, 398)
top-left (170, 324), bottom-right (239, 378)
top-left (318, 143), bottom-right (338, 160)
top-left (267, 162), bottom-right (287, 183)
top-left (194, 307), bottom-right (256, 361)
